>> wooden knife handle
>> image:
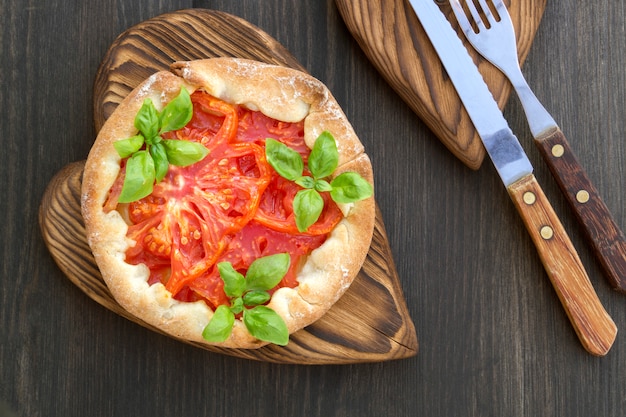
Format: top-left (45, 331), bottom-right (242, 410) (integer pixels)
top-left (535, 128), bottom-right (626, 293)
top-left (507, 174), bottom-right (617, 356)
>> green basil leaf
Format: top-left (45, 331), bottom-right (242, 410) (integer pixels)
top-left (330, 172), bottom-right (374, 203)
top-left (308, 131), bottom-right (339, 179)
top-left (242, 290), bottom-right (271, 307)
top-left (293, 189), bottom-right (324, 232)
top-left (295, 176), bottom-right (315, 189)
top-left (230, 297), bottom-right (244, 315)
top-left (245, 253), bottom-right (290, 291)
top-left (217, 262), bottom-right (246, 298)
top-left (118, 150), bottom-right (155, 203)
top-left (243, 306), bottom-right (289, 346)
top-left (158, 87), bottom-right (193, 134)
top-left (114, 135), bottom-right (144, 158)
top-left (313, 179), bottom-right (333, 192)
top-left (162, 139), bottom-right (209, 167)
top-left (265, 138), bottom-right (304, 181)
top-left (134, 99), bottom-right (159, 140)
top-left (150, 142), bottom-right (169, 182)
top-left (202, 305), bottom-right (235, 342)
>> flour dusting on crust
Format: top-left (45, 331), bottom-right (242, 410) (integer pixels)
top-left (82, 58), bottom-right (375, 349)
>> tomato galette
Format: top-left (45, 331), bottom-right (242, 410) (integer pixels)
top-left (81, 58), bottom-right (375, 349)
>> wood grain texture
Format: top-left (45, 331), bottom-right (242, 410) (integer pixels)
top-left (93, 9), bottom-right (306, 130)
top-left (6, 0), bottom-right (626, 415)
top-left (39, 162), bottom-right (416, 363)
top-left (507, 174), bottom-right (617, 356)
top-left (535, 128), bottom-right (626, 293)
top-left (38, 9), bottom-right (417, 364)
top-left (334, 0), bottom-right (546, 170)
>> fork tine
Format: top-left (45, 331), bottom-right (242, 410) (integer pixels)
top-left (463, 0), bottom-right (485, 30)
top-left (449, 0), bottom-right (475, 33)
top-left (476, 0), bottom-right (497, 25)
top-left (491, 0), bottom-right (514, 27)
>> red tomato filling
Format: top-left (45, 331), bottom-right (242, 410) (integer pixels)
top-left (107, 91), bottom-right (342, 309)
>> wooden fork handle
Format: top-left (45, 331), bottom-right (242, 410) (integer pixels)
top-left (534, 127), bottom-right (626, 293)
top-left (508, 174), bottom-right (617, 356)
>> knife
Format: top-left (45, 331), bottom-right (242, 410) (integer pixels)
top-left (449, 0), bottom-right (626, 294)
top-left (407, 0), bottom-right (616, 355)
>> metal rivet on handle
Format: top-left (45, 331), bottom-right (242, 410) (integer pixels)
top-left (551, 144), bottom-right (565, 158)
top-left (523, 192), bottom-right (536, 205)
top-left (576, 190), bottom-right (590, 203)
top-left (540, 226), bottom-right (554, 240)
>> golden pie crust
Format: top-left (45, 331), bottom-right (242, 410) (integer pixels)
top-left (81, 58), bottom-right (375, 348)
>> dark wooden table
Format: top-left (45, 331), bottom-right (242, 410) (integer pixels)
top-left (2, 0), bottom-right (626, 416)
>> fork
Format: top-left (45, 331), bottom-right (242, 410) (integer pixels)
top-left (449, 0), bottom-right (626, 293)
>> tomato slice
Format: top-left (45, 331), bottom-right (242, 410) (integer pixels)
top-left (131, 141), bottom-right (271, 296)
top-left (236, 110), bottom-right (307, 151)
top-left (253, 170), bottom-right (343, 235)
top-left (180, 92), bottom-right (239, 148)
top-left (113, 91), bottom-right (344, 307)
top-left (189, 221), bottom-right (327, 308)
top-left (123, 96), bottom-right (273, 296)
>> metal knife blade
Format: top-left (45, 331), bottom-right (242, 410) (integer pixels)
top-left (448, 0), bottom-right (626, 293)
top-left (412, 0), bottom-right (531, 187)
top-left (407, 0), bottom-right (616, 355)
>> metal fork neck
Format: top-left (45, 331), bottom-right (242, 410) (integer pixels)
top-left (502, 62), bottom-right (558, 137)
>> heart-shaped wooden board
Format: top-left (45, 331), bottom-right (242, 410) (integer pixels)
top-left (335, 0), bottom-right (547, 170)
top-left (39, 9), bottom-right (417, 364)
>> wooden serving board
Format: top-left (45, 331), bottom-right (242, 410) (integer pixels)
top-left (335, 0), bottom-right (547, 170)
top-left (39, 9), bottom-right (417, 364)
